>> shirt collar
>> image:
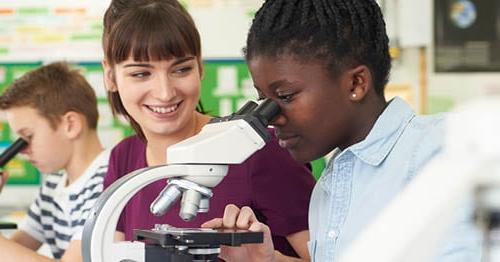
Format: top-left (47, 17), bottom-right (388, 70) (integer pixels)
top-left (347, 97), bottom-right (415, 166)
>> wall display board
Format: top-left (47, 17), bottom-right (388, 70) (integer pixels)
top-left (0, 0), bottom-right (261, 61)
top-left (0, 2), bottom-right (107, 61)
top-left (434, 0), bottom-right (500, 72)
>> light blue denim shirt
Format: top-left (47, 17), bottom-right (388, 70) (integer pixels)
top-left (308, 97), bottom-right (482, 261)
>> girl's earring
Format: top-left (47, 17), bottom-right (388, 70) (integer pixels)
top-left (351, 93), bottom-right (357, 98)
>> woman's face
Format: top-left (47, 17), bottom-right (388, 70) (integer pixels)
top-left (249, 55), bottom-right (355, 162)
top-left (108, 56), bottom-right (202, 140)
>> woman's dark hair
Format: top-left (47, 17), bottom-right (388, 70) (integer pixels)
top-left (245, 0), bottom-right (391, 96)
top-left (103, 0), bottom-right (204, 140)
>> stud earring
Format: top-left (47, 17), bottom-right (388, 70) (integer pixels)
top-left (351, 93), bottom-right (357, 98)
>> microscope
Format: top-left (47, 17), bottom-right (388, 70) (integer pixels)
top-left (82, 99), bottom-right (280, 262)
top-left (0, 138), bottom-right (28, 168)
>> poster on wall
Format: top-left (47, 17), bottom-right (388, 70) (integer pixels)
top-left (0, 0), bottom-right (262, 61)
top-left (0, 2), bottom-right (107, 62)
top-left (434, 0), bottom-right (500, 72)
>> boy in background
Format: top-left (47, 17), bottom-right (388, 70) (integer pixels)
top-left (0, 62), bottom-right (109, 261)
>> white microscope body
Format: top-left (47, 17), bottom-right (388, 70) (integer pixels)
top-left (82, 99), bottom-right (280, 262)
top-left (340, 97), bottom-right (500, 262)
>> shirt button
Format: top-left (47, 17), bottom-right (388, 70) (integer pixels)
top-left (327, 230), bottom-right (337, 239)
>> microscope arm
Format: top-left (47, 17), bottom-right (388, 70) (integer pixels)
top-left (82, 164), bottom-right (228, 262)
top-left (339, 97), bottom-right (500, 262)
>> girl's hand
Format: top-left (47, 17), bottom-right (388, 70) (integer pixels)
top-left (201, 204), bottom-right (276, 262)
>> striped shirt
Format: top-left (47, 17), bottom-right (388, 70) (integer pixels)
top-left (18, 150), bottom-right (110, 259)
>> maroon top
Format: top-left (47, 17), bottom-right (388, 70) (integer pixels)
top-left (104, 131), bottom-right (315, 257)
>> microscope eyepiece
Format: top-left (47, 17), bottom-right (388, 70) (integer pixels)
top-left (252, 99), bottom-right (280, 126)
top-left (235, 101), bottom-right (258, 115)
top-left (0, 138), bottom-right (28, 168)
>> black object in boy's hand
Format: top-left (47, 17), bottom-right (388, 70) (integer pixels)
top-left (0, 138), bottom-right (28, 167)
top-left (0, 222), bottom-right (17, 230)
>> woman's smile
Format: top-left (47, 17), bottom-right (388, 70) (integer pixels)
top-left (144, 101), bottom-right (183, 119)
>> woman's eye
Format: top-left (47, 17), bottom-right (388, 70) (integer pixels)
top-left (174, 66), bottom-right (193, 75)
top-left (130, 71), bottom-right (151, 78)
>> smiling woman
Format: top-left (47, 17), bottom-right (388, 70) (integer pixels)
top-left (102, 0), bottom-right (203, 142)
top-left (107, 57), bottom-right (203, 143)
top-left (96, 0), bottom-right (316, 260)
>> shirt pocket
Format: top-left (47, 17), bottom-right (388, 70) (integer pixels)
top-left (307, 240), bottom-right (318, 262)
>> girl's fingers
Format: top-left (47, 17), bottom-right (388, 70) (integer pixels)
top-left (201, 218), bottom-right (223, 228)
top-left (236, 206), bottom-right (257, 229)
top-left (222, 204), bottom-right (241, 228)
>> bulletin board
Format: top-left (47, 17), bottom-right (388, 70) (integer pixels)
top-left (0, 2), bottom-right (106, 62)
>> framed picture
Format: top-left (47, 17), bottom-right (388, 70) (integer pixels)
top-left (434, 0), bottom-right (500, 72)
